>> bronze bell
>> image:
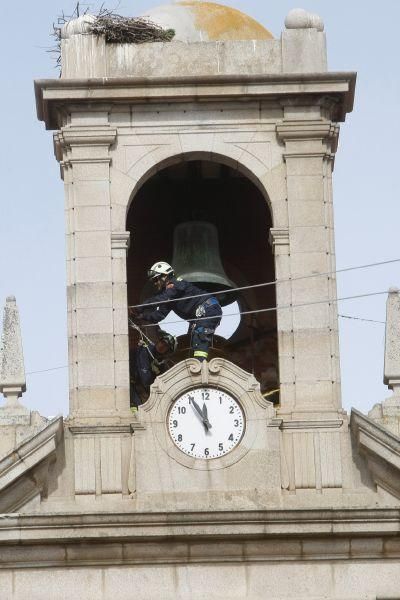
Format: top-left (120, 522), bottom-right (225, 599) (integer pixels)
top-left (172, 221), bottom-right (236, 306)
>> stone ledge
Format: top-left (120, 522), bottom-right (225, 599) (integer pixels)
top-left (35, 72), bottom-right (356, 129)
top-left (1, 508), bottom-right (399, 545)
top-left (0, 527), bottom-right (400, 569)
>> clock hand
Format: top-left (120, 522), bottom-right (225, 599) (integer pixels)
top-left (191, 398), bottom-right (205, 423)
top-left (202, 402), bottom-right (212, 430)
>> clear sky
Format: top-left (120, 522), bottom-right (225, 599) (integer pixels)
top-left (0, 0), bottom-right (399, 417)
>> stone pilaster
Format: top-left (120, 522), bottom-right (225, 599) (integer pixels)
top-left (56, 126), bottom-right (131, 423)
top-left (276, 116), bottom-right (341, 417)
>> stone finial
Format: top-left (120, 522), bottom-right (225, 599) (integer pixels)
top-left (0, 295), bottom-right (26, 407)
top-left (384, 287), bottom-right (400, 389)
top-left (369, 288), bottom-right (400, 436)
top-left (285, 9), bottom-right (324, 32)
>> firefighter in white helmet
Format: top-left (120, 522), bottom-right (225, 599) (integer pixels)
top-left (132, 261), bottom-right (222, 362)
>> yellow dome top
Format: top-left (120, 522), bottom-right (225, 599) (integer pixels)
top-left (142, 1), bottom-right (273, 42)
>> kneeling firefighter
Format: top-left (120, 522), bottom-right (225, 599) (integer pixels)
top-left (130, 328), bottom-right (177, 408)
top-left (131, 261), bottom-right (222, 362)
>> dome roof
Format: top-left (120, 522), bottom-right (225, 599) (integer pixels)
top-left (141, 1), bottom-right (273, 43)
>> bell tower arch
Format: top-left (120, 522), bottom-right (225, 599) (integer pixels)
top-left (126, 154), bottom-right (278, 397)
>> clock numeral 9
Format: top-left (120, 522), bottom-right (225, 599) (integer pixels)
top-left (204, 448), bottom-right (209, 457)
top-left (173, 420), bottom-right (178, 428)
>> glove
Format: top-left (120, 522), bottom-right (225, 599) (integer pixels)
top-left (129, 307), bottom-right (144, 320)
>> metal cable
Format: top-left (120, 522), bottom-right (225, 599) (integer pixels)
top-left (138, 290), bottom-right (390, 328)
top-left (128, 258), bottom-right (400, 310)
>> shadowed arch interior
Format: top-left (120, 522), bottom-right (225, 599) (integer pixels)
top-left (126, 158), bottom-right (279, 399)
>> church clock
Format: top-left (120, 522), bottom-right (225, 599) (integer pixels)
top-left (168, 387), bottom-right (245, 459)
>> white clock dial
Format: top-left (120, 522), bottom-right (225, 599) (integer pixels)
top-left (168, 388), bottom-right (245, 459)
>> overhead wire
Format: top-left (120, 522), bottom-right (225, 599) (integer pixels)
top-left (129, 257), bottom-right (400, 310)
top-left (138, 289), bottom-right (390, 328)
top-left (25, 291), bottom-right (389, 376)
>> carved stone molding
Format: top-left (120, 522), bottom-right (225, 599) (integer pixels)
top-left (276, 120), bottom-right (339, 142)
top-left (53, 126), bottom-right (117, 166)
top-left (111, 231), bottom-right (131, 251)
top-left (269, 227), bottom-right (289, 253)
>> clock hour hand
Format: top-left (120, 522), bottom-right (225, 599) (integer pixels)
top-left (202, 402), bottom-right (212, 430)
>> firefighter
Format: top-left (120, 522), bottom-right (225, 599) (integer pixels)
top-left (130, 328), bottom-right (177, 408)
top-left (131, 261), bottom-right (222, 362)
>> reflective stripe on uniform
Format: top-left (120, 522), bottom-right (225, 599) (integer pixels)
top-left (194, 350), bottom-right (208, 358)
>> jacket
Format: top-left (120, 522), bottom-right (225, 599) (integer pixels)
top-left (140, 278), bottom-right (215, 323)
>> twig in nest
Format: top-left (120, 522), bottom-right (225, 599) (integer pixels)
top-left (88, 10), bottom-right (175, 44)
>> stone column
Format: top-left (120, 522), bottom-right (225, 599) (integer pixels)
top-left (276, 114), bottom-right (341, 418)
top-left (55, 125), bottom-right (131, 423)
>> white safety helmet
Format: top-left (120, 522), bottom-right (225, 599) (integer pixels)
top-left (147, 261), bottom-right (174, 281)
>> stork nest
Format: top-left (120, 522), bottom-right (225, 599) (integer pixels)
top-left (88, 14), bottom-right (175, 44)
top-left (50, 4), bottom-right (175, 70)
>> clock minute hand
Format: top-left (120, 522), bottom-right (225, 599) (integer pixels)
top-left (191, 398), bottom-right (205, 423)
top-left (202, 403), bottom-right (212, 430)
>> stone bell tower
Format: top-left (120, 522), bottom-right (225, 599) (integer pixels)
top-left (1, 3), bottom-right (400, 599)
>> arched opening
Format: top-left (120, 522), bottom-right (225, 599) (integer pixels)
top-left (127, 158), bottom-right (278, 404)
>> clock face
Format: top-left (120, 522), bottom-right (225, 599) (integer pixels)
top-left (168, 388), bottom-right (245, 459)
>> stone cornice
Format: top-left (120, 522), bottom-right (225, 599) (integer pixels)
top-left (35, 72), bottom-right (356, 130)
top-left (0, 508), bottom-right (399, 569)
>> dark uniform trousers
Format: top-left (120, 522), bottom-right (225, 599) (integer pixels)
top-left (191, 298), bottom-right (222, 362)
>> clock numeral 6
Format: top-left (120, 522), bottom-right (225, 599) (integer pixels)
top-left (204, 448), bottom-right (209, 457)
